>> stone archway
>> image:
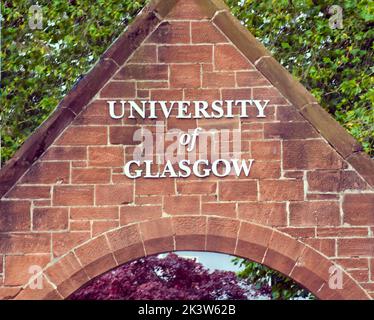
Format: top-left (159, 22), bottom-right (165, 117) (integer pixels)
top-left (15, 217), bottom-right (369, 300)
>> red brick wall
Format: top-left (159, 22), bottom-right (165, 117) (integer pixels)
top-left (0, 0), bottom-right (373, 300)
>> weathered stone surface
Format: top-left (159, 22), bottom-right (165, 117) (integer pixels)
top-left (301, 103), bottom-right (363, 159)
top-left (343, 194), bottom-right (374, 225)
top-left (283, 140), bottom-right (343, 170)
top-left (307, 170), bottom-right (367, 192)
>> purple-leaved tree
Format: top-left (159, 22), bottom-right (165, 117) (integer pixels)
top-left (69, 253), bottom-right (272, 300)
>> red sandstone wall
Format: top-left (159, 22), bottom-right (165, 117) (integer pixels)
top-left (0, 0), bottom-right (373, 299)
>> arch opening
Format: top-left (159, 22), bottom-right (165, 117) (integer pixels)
top-left (15, 217), bottom-right (370, 300)
top-left (68, 251), bottom-right (315, 300)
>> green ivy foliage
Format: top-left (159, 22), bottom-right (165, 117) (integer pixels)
top-left (1, 0), bottom-right (146, 165)
top-left (233, 258), bottom-right (315, 300)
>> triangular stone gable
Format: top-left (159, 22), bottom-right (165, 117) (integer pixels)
top-left (0, 0), bottom-right (373, 300)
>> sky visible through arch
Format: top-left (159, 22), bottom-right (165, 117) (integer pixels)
top-left (159, 251), bottom-right (244, 273)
